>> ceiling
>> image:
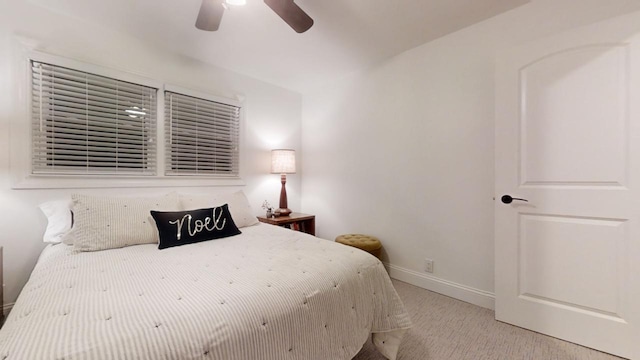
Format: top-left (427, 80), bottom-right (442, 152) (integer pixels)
top-left (30, 0), bottom-right (530, 92)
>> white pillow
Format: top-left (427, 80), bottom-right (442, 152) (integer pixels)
top-left (69, 193), bottom-right (180, 252)
top-left (38, 199), bottom-right (73, 243)
top-left (179, 190), bottom-right (259, 228)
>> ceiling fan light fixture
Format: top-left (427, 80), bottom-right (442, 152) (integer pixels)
top-left (196, 0), bottom-right (313, 32)
top-left (225, 0), bottom-right (247, 6)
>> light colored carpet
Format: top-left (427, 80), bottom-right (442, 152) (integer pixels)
top-left (353, 280), bottom-right (623, 360)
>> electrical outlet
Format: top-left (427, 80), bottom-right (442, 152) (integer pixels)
top-left (424, 258), bottom-right (434, 273)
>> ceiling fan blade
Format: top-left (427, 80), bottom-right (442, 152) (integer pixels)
top-left (195, 0), bottom-right (225, 31)
top-left (264, 0), bottom-right (314, 33)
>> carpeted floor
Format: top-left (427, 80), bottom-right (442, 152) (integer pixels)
top-left (353, 280), bottom-right (623, 360)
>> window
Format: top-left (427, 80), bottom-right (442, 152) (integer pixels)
top-left (165, 91), bottom-right (240, 177)
top-left (31, 61), bottom-right (157, 175)
top-left (19, 53), bottom-right (245, 189)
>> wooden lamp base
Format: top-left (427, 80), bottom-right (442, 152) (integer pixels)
top-left (278, 174), bottom-right (292, 216)
top-left (276, 208), bottom-right (292, 216)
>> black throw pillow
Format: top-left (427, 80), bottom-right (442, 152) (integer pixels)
top-left (151, 204), bottom-right (242, 250)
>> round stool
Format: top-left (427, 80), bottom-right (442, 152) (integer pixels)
top-left (335, 234), bottom-right (382, 259)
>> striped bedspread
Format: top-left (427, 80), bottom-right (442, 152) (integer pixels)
top-left (0, 224), bottom-right (411, 359)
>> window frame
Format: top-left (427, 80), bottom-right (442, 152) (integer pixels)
top-left (164, 84), bottom-right (242, 178)
top-left (10, 48), bottom-right (246, 189)
top-left (30, 60), bottom-right (159, 176)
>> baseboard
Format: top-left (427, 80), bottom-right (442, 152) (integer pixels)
top-left (383, 263), bottom-right (495, 310)
top-left (3, 303), bottom-right (14, 319)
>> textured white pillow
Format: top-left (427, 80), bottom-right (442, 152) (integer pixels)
top-left (179, 190), bottom-right (259, 228)
top-left (70, 193), bottom-right (180, 252)
top-left (38, 199), bottom-right (73, 243)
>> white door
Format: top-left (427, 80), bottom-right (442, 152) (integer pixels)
top-left (495, 13), bottom-right (640, 359)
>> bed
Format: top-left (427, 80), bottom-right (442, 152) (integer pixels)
top-left (0, 223), bottom-right (412, 359)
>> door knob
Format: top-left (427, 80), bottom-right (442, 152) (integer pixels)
top-left (501, 195), bottom-right (528, 204)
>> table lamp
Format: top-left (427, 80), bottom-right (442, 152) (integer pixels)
top-left (271, 149), bottom-right (296, 216)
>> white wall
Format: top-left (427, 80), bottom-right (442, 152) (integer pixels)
top-left (0, 0), bottom-right (302, 305)
top-left (300, 0), bottom-right (640, 307)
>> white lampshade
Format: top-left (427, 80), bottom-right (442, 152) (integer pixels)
top-left (271, 149), bottom-right (296, 174)
top-left (226, 0), bottom-right (246, 5)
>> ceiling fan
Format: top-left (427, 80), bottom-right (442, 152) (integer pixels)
top-left (195, 0), bottom-right (314, 33)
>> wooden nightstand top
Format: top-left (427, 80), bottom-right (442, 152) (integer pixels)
top-left (257, 212), bottom-right (315, 225)
top-left (257, 213), bottom-right (316, 236)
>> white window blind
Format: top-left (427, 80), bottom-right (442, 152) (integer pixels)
top-left (31, 61), bottom-right (157, 175)
top-left (165, 91), bottom-right (240, 176)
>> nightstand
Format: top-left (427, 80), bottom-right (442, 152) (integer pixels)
top-left (257, 213), bottom-right (315, 236)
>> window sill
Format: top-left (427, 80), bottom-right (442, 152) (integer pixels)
top-left (11, 175), bottom-right (246, 190)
